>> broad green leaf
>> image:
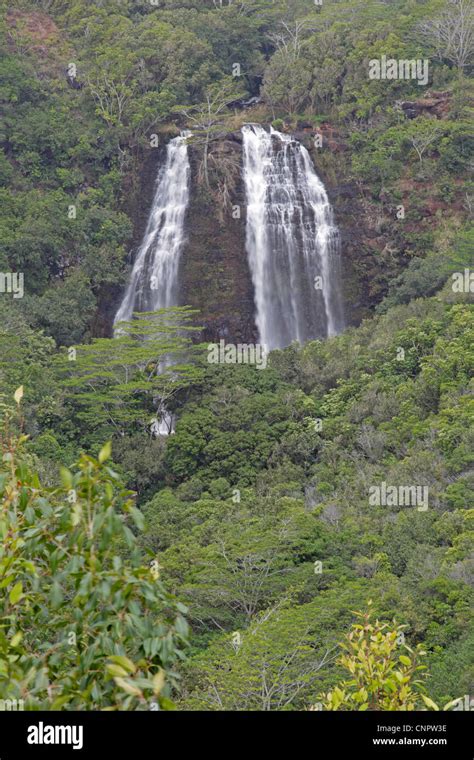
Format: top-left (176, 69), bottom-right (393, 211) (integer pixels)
top-left (421, 695), bottom-right (439, 711)
top-left (108, 655), bottom-right (136, 674)
top-left (106, 663), bottom-right (129, 678)
top-left (114, 677), bottom-right (142, 697)
top-left (98, 442), bottom-right (112, 463)
top-left (9, 582), bottom-right (23, 605)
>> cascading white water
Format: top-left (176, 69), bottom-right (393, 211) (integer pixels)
top-left (114, 132), bottom-right (191, 435)
top-left (242, 124), bottom-right (343, 351)
top-left (114, 132), bottom-right (191, 325)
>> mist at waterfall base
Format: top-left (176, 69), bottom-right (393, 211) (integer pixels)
top-left (242, 124), bottom-right (344, 352)
top-left (114, 126), bottom-right (344, 434)
top-left (114, 133), bottom-right (191, 436)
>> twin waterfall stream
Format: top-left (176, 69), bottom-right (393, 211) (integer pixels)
top-left (115, 125), bottom-right (344, 433)
top-left (114, 133), bottom-right (191, 435)
top-left (242, 125), bottom-right (343, 350)
top-left (114, 132), bottom-right (191, 325)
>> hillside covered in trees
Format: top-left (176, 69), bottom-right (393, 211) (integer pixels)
top-left (0, 0), bottom-right (472, 713)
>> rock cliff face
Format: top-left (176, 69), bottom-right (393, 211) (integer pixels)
top-left (398, 91), bottom-right (451, 119)
top-left (117, 124), bottom-right (401, 343)
top-left (179, 133), bottom-right (258, 344)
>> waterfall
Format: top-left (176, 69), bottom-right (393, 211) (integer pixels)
top-left (114, 132), bottom-right (191, 325)
top-left (114, 132), bottom-right (191, 435)
top-left (242, 124), bottom-right (343, 351)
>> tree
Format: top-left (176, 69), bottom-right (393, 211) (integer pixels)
top-left (176, 77), bottom-right (245, 189)
top-left (262, 21), bottom-right (312, 115)
top-left (87, 47), bottom-right (175, 166)
top-left (0, 391), bottom-right (189, 710)
top-left (318, 605), bottom-right (442, 711)
top-left (417, 0), bottom-right (474, 73)
top-left (181, 600), bottom-right (337, 710)
top-left (163, 506), bottom-right (321, 630)
top-left (59, 307), bottom-right (203, 441)
top-left (268, 20), bottom-right (308, 61)
top-left (404, 118), bottom-right (444, 165)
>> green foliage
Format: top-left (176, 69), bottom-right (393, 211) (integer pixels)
top-left (319, 605), bottom-right (431, 711)
top-left (142, 295), bottom-right (473, 707)
top-left (0, 394), bottom-right (189, 710)
top-left (58, 307), bottom-right (204, 443)
top-left (379, 229), bottom-right (474, 311)
top-left (318, 605), bottom-right (470, 711)
top-left (0, 0), bottom-right (472, 714)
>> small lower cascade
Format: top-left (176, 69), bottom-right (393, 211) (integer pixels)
top-left (242, 124), bottom-right (344, 351)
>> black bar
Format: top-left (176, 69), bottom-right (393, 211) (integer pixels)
top-left (0, 710), bottom-right (471, 757)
